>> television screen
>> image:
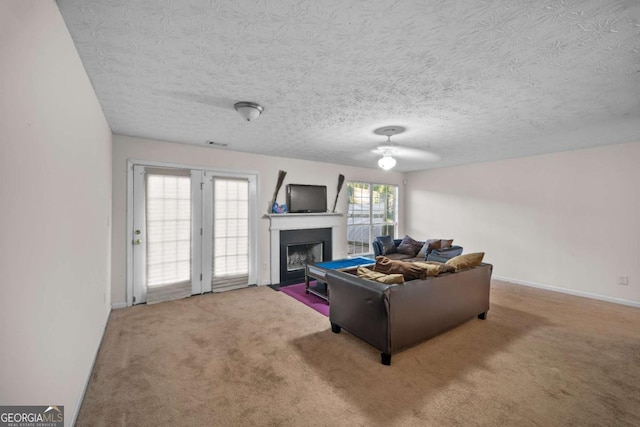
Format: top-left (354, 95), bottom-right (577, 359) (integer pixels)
top-left (286, 184), bottom-right (327, 213)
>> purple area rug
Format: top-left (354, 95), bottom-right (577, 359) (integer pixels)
top-left (279, 282), bottom-right (329, 317)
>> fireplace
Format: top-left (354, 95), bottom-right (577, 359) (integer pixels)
top-left (279, 228), bottom-right (332, 285)
top-left (267, 212), bottom-right (342, 285)
top-left (287, 241), bottom-right (323, 272)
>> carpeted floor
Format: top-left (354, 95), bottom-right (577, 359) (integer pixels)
top-left (77, 280), bottom-right (640, 426)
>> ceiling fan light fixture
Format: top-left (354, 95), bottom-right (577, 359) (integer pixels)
top-left (234, 101), bottom-right (264, 121)
top-left (374, 125), bottom-right (404, 170)
top-left (378, 154), bottom-right (397, 170)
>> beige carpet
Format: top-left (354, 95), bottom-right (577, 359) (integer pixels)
top-left (77, 281), bottom-right (640, 426)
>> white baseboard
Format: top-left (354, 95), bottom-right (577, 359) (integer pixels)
top-left (493, 275), bottom-right (640, 308)
top-left (71, 305), bottom-right (111, 426)
top-left (111, 301), bottom-right (127, 309)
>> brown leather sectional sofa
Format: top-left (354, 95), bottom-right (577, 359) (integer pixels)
top-left (325, 263), bottom-right (492, 365)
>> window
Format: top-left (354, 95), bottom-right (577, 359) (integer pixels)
top-left (347, 182), bottom-right (398, 256)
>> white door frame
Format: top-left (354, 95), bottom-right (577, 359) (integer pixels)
top-left (126, 159), bottom-right (260, 307)
top-left (131, 165), bottom-right (147, 304)
top-left (202, 171), bottom-right (259, 292)
top-left (191, 169), bottom-right (204, 296)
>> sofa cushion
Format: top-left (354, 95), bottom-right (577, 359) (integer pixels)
top-left (446, 252), bottom-right (485, 271)
top-left (396, 235), bottom-right (423, 256)
top-left (376, 235), bottom-right (397, 255)
top-left (357, 266), bottom-right (404, 284)
top-left (374, 256), bottom-right (426, 281)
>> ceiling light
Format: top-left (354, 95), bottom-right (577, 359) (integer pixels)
top-left (234, 101), bottom-right (264, 122)
top-left (378, 154), bottom-right (397, 170)
top-left (373, 126), bottom-right (405, 170)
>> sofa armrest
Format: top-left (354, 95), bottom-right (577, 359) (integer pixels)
top-left (325, 270), bottom-right (392, 354)
top-left (426, 245), bottom-right (463, 262)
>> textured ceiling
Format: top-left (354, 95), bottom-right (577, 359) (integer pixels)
top-left (57, 0), bottom-right (640, 172)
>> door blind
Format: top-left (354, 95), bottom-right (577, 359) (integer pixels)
top-left (212, 177), bottom-right (249, 291)
top-left (145, 171), bottom-right (192, 303)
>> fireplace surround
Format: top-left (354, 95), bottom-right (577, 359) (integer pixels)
top-left (279, 228), bottom-right (332, 286)
top-left (267, 213), bottom-right (343, 285)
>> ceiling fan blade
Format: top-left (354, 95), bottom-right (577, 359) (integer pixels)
top-left (371, 145), bottom-right (440, 162)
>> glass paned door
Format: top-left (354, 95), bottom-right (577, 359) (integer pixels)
top-left (146, 174), bottom-right (191, 288)
top-left (211, 177), bottom-right (250, 291)
top-left (131, 165), bottom-right (258, 305)
top-left (132, 166), bottom-right (195, 304)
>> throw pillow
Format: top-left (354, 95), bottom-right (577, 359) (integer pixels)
top-left (416, 239), bottom-right (439, 258)
top-left (416, 238), bottom-right (442, 258)
top-left (357, 266), bottom-right (404, 284)
top-left (420, 261), bottom-right (457, 274)
top-left (445, 252), bottom-right (485, 271)
top-left (374, 256), bottom-right (426, 281)
top-left (376, 235), bottom-right (397, 255)
top-left (396, 235), bottom-right (423, 256)
top-left (376, 273), bottom-right (405, 285)
top-left (357, 266), bottom-right (379, 280)
top-left (440, 239), bottom-right (454, 249)
top-left (411, 262), bottom-right (442, 277)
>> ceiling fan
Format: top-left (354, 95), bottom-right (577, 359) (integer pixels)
top-left (370, 126), bottom-right (440, 170)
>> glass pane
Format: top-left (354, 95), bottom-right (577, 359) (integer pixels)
top-left (346, 182), bottom-right (398, 255)
top-left (145, 174), bottom-right (191, 287)
top-left (213, 178), bottom-right (250, 279)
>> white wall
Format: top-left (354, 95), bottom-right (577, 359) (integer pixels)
top-left (111, 135), bottom-right (405, 305)
top-left (0, 1), bottom-right (112, 425)
top-left (406, 141), bottom-right (640, 306)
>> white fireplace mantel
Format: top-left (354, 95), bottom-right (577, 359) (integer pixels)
top-left (266, 213), bottom-right (343, 284)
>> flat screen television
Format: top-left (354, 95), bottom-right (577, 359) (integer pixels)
top-left (286, 184), bottom-right (327, 213)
